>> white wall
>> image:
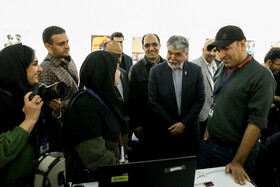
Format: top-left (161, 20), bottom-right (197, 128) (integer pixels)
top-left (1, 0), bottom-right (279, 71)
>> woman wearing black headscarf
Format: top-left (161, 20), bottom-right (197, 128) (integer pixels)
top-left (0, 44), bottom-right (44, 186)
top-left (62, 50), bottom-right (121, 182)
top-left (0, 44), bottom-right (62, 186)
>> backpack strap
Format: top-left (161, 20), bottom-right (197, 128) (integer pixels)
top-left (0, 88), bottom-right (13, 97)
top-left (84, 86), bottom-right (114, 116)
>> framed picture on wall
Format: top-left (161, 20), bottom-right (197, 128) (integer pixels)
top-left (91, 35), bottom-right (110, 52)
top-left (246, 40), bottom-right (255, 56)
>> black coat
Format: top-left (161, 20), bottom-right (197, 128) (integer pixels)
top-left (128, 55), bottom-right (165, 135)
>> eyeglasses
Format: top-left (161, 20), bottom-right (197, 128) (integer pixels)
top-left (144, 42), bottom-right (159, 48)
top-left (274, 63), bottom-right (280, 68)
top-left (116, 53), bottom-right (123, 58)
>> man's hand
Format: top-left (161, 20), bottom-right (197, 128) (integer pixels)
top-left (168, 122), bottom-right (185, 135)
top-left (134, 126), bottom-right (143, 139)
top-left (48, 99), bottom-right (61, 113)
top-left (49, 99), bottom-right (62, 118)
top-left (204, 126), bottom-right (209, 140)
top-left (226, 123), bottom-right (260, 185)
top-left (225, 160), bottom-right (250, 185)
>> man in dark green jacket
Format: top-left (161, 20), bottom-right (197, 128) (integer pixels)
top-left (198, 25), bottom-right (276, 185)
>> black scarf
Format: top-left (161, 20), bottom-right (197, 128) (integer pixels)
top-left (63, 51), bottom-right (122, 146)
top-left (0, 44), bottom-right (34, 132)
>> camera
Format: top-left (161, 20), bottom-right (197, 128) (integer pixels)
top-left (29, 82), bottom-right (69, 102)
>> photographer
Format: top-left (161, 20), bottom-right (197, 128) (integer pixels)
top-left (0, 44), bottom-right (63, 186)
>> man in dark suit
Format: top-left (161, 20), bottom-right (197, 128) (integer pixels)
top-left (111, 32), bottom-right (133, 72)
top-left (148, 35), bottom-right (205, 159)
top-left (104, 40), bottom-right (130, 163)
top-left (192, 39), bottom-right (217, 142)
top-left (129, 33), bottom-right (165, 161)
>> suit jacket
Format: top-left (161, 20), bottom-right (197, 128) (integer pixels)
top-left (192, 56), bottom-right (216, 122)
top-left (128, 55), bottom-right (165, 131)
top-left (148, 61), bottom-right (205, 157)
top-left (121, 53), bottom-right (133, 72)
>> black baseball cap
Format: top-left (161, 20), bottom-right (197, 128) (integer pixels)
top-left (207, 25), bottom-right (246, 50)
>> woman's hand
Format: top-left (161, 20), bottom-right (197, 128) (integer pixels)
top-left (20, 92), bottom-right (43, 132)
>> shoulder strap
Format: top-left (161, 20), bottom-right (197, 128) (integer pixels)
top-left (60, 62), bottom-right (79, 85)
top-left (45, 57), bottom-right (78, 85)
top-left (84, 86), bottom-right (114, 115)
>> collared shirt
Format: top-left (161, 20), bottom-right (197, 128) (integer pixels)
top-left (116, 77), bottom-right (124, 100)
top-left (226, 54), bottom-right (252, 75)
top-left (202, 56), bottom-right (217, 90)
top-left (168, 61), bottom-right (184, 115)
top-left (202, 56), bottom-right (217, 79)
top-left (39, 53), bottom-right (79, 110)
top-left (143, 55), bottom-right (156, 66)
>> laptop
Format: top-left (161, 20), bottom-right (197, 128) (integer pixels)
top-left (97, 155), bottom-right (197, 187)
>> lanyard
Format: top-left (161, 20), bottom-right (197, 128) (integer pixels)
top-left (213, 66), bottom-right (235, 99)
top-left (84, 86), bottom-right (113, 116)
top-left (0, 88), bottom-right (13, 97)
top-left (213, 54), bottom-right (251, 99)
top-left (208, 66), bottom-right (215, 80)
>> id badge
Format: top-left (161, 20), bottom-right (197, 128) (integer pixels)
top-left (208, 103), bottom-right (216, 118)
top-left (40, 137), bottom-right (49, 154)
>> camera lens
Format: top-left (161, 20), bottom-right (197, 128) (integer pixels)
top-left (53, 82), bottom-right (68, 98)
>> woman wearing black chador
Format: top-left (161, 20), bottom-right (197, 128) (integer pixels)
top-left (62, 51), bottom-right (122, 183)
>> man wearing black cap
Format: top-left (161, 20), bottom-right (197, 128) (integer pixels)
top-left (198, 25), bottom-right (276, 185)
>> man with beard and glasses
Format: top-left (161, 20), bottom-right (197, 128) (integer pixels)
top-left (39, 26), bottom-right (79, 114)
top-left (261, 47), bottom-right (280, 143)
top-left (148, 35), bottom-right (205, 159)
top-left (192, 39), bottom-right (218, 143)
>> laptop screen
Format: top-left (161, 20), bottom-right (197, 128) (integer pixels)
top-left (97, 155), bottom-right (197, 187)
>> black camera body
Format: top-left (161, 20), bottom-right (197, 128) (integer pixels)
top-left (29, 82), bottom-right (69, 102)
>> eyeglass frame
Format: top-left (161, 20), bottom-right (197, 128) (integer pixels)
top-left (273, 61), bottom-right (280, 68)
top-left (116, 53), bottom-right (123, 58)
top-left (144, 42), bottom-right (159, 48)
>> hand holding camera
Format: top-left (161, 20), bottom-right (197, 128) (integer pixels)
top-left (21, 92), bottom-right (44, 133)
top-left (29, 82), bottom-right (69, 119)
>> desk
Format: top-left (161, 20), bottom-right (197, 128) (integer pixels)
top-left (70, 167), bottom-right (255, 187)
top-left (194, 167), bottom-right (255, 187)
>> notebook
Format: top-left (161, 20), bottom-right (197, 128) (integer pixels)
top-left (97, 155), bottom-right (197, 187)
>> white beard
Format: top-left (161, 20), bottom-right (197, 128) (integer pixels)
top-left (168, 60), bottom-right (181, 69)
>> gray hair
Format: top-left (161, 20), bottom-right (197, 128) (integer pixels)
top-left (167, 35), bottom-right (189, 53)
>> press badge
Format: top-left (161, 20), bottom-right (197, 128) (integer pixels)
top-left (208, 103), bottom-right (215, 118)
top-left (39, 137), bottom-right (50, 154)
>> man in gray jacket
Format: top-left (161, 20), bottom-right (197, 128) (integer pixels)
top-left (192, 39), bottom-right (217, 141)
